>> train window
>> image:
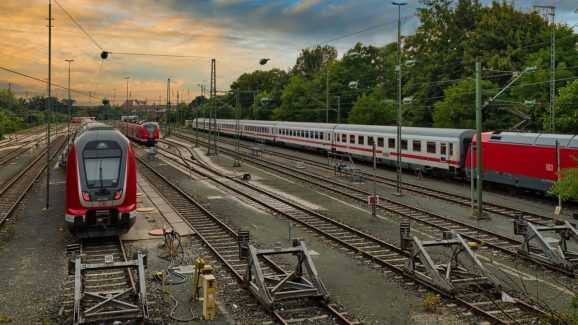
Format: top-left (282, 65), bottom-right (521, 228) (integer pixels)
top-left (82, 140), bottom-right (122, 189)
top-left (440, 143), bottom-right (447, 155)
top-left (320, 132), bottom-right (324, 140)
top-left (388, 138), bottom-right (395, 149)
top-left (349, 134), bottom-right (355, 144)
top-left (427, 141), bottom-right (436, 153)
top-left (358, 136), bottom-right (365, 145)
top-left (413, 140), bottom-right (422, 152)
top-left (401, 139), bottom-right (408, 150)
top-left (378, 137), bottom-right (384, 147)
top-left (368, 136), bottom-right (374, 146)
top-left (305, 131), bottom-right (309, 138)
top-left (301, 130), bottom-right (304, 137)
top-left (342, 134), bottom-right (347, 142)
top-left (449, 143), bottom-right (454, 156)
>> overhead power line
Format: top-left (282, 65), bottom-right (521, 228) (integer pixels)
top-left (53, 0), bottom-right (105, 51)
top-left (0, 66), bottom-right (99, 99)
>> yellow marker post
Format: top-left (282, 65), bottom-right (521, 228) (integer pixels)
top-left (202, 274), bottom-right (216, 320)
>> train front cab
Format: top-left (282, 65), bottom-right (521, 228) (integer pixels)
top-left (65, 129), bottom-right (137, 238)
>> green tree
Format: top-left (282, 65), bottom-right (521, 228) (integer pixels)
top-left (548, 157), bottom-right (578, 202)
top-left (273, 76), bottom-right (321, 121)
top-left (550, 79), bottom-right (578, 134)
top-left (432, 79), bottom-right (497, 129)
top-left (291, 45), bottom-right (337, 79)
top-left (349, 92), bottom-right (396, 125)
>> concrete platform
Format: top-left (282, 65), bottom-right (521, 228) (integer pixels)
top-left (121, 174), bottom-right (194, 241)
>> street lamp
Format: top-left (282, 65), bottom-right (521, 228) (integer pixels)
top-left (392, 0), bottom-right (407, 196)
top-left (65, 59), bottom-right (73, 143)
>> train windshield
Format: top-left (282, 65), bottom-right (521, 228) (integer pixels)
top-left (143, 122), bottom-right (158, 134)
top-left (82, 140), bottom-right (122, 189)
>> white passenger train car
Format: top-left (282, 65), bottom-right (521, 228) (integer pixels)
top-left (193, 119), bottom-right (475, 176)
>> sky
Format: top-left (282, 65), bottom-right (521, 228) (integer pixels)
top-left (0, 0), bottom-right (576, 106)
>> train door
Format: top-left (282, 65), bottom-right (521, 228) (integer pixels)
top-left (440, 141), bottom-right (449, 166)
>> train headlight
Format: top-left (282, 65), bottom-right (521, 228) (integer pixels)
top-left (82, 191), bottom-right (91, 201)
top-left (114, 189), bottom-right (123, 200)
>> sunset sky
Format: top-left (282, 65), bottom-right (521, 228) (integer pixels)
top-left (1, 0), bottom-right (576, 106)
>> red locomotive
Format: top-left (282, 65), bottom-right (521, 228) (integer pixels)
top-left (65, 120), bottom-right (137, 238)
top-left (116, 116), bottom-right (160, 147)
top-left (465, 131), bottom-right (578, 193)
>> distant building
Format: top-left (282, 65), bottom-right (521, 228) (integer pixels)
top-left (120, 99), bottom-right (147, 109)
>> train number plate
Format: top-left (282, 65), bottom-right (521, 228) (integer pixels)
top-left (104, 255), bottom-right (114, 263)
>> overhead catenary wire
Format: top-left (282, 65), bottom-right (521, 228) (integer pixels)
top-left (0, 66), bottom-right (100, 99)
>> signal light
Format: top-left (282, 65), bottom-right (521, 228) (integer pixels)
top-left (114, 189), bottom-right (123, 200)
top-left (82, 192), bottom-right (91, 201)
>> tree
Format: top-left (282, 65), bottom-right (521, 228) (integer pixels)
top-left (548, 157), bottom-right (578, 201)
top-left (432, 79), bottom-right (497, 129)
top-left (273, 76), bottom-right (321, 121)
top-left (550, 79), bottom-right (578, 134)
top-left (291, 45), bottom-right (337, 79)
top-left (348, 92), bottom-right (396, 125)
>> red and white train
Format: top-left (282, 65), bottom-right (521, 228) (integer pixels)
top-left (65, 120), bottom-right (137, 238)
top-left (116, 116), bottom-right (160, 147)
top-left (193, 118), bottom-right (578, 193)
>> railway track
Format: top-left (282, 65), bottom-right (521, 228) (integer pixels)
top-left (0, 135), bottom-right (66, 229)
top-left (153, 138), bottom-right (554, 324)
top-left (167, 133), bottom-right (574, 276)
top-left (64, 237), bottom-right (147, 324)
top-left (177, 130), bottom-right (558, 226)
top-left (136, 156), bottom-right (357, 324)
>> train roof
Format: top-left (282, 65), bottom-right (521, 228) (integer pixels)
top-left (276, 121), bottom-right (339, 129)
top-left (333, 124), bottom-right (475, 138)
top-left (488, 131), bottom-right (578, 148)
top-left (76, 122), bottom-right (128, 146)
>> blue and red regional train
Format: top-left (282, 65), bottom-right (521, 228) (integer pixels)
top-left (65, 120), bottom-right (137, 238)
top-left (193, 118), bottom-right (578, 193)
top-left (116, 116), bottom-right (160, 147)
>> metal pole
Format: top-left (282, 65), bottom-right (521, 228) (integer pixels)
top-left (556, 140), bottom-right (561, 212)
top-left (124, 77), bottom-right (130, 107)
top-left (470, 144), bottom-right (475, 214)
top-left (65, 59), bottom-right (73, 143)
top-left (167, 78), bottom-right (171, 136)
top-left (372, 143), bottom-right (377, 217)
top-left (550, 10), bottom-right (556, 133)
top-left (326, 67), bottom-right (329, 123)
top-left (395, 2), bottom-right (403, 196)
top-left (46, 0), bottom-right (52, 210)
top-left (335, 96), bottom-right (341, 123)
top-left (234, 92), bottom-right (241, 167)
top-left (475, 62), bottom-right (483, 219)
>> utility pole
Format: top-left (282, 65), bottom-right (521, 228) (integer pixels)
top-left (326, 67), bottom-right (329, 123)
top-left (392, 1), bottom-right (407, 196)
top-left (534, 5), bottom-right (556, 132)
top-left (167, 78), bottom-right (171, 136)
top-left (46, 0), bottom-right (53, 211)
top-left (475, 62), bottom-right (483, 219)
top-left (234, 92), bottom-right (241, 167)
top-left (207, 59), bottom-right (217, 155)
top-left (65, 59), bottom-right (73, 143)
top-left (334, 96), bottom-right (341, 123)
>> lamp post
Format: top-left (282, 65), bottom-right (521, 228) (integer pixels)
top-left (124, 77), bottom-right (130, 108)
top-left (65, 59), bottom-right (73, 143)
top-left (392, 1), bottom-right (407, 196)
